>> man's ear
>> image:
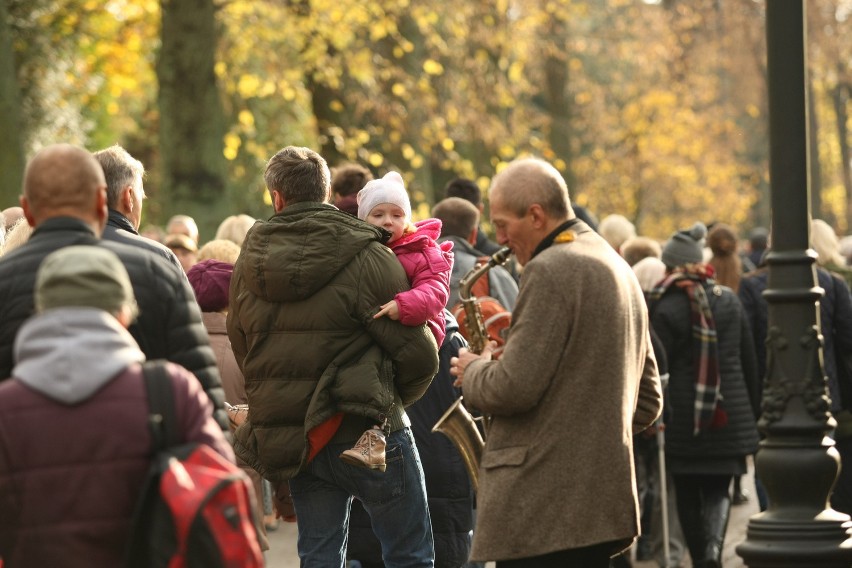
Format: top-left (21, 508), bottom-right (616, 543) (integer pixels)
top-left (273, 190), bottom-right (286, 212)
top-left (467, 226), bottom-right (478, 245)
top-left (20, 196), bottom-right (36, 227)
top-left (528, 204), bottom-right (546, 228)
top-left (121, 185), bottom-right (134, 214)
top-left (95, 188), bottom-right (108, 233)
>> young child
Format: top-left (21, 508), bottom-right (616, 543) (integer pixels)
top-left (339, 171), bottom-right (454, 469)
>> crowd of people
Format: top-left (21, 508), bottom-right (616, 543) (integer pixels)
top-left (0, 141), bottom-right (851, 568)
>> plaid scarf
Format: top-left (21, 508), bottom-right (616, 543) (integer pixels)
top-left (651, 264), bottom-right (722, 436)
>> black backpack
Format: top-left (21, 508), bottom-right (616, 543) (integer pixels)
top-left (125, 361), bottom-right (264, 568)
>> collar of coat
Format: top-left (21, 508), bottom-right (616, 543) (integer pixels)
top-left (531, 218), bottom-right (583, 260)
top-left (107, 209), bottom-right (137, 234)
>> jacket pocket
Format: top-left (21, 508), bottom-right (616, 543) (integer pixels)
top-left (481, 446), bottom-right (528, 469)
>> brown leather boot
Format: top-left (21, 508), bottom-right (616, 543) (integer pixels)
top-left (225, 403), bottom-right (249, 431)
top-left (340, 426), bottom-right (387, 471)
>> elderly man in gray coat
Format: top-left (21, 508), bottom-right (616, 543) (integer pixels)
top-left (451, 157), bottom-right (663, 567)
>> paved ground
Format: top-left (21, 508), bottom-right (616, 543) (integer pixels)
top-left (263, 463), bottom-right (758, 567)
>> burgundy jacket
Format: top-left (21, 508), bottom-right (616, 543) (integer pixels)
top-left (0, 309), bottom-right (232, 567)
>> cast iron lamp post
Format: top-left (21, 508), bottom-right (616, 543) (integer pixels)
top-left (736, 2), bottom-right (852, 566)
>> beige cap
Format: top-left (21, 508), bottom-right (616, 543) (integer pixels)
top-left (35, 245), bottom-right (138, 318)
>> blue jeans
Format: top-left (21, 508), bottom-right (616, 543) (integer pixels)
top-left (289, 427), bottom-right (435, 568)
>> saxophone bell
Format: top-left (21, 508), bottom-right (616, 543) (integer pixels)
top-left (432, 397), bottom-right (484, 492)
top-left (432, 246), bottom-right (512, 492)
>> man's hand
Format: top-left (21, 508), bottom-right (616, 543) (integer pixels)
top-left (450, 343), bottom-right (495, 387)
top-left (374, 300), bottom-right (400, 320)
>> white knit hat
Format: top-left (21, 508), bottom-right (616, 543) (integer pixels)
top-left (356, 171), bottom-right (411, 222)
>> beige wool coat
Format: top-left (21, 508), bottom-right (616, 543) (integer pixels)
top-left (463, 222), bottom-right (662, 562)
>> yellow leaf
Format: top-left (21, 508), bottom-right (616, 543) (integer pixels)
top-left (371, 21), bottom-right (388, 41)
top-left (392, 83), bottom-right (407, 96)
top-left (441, 138), bottom-right (454, 151)
top-left (238, 110), bottom-right (255, 128)
top-left (368, 153), bottom-right (384, 167)
top-left (410, 155), bottom-right (424, 168)
top-left (237, 74), bottom-right (261, 98)
top-left (330, 100), bottom-right (344, 113)
top-left (224, 132), bottom-right (241, 161)
top-left (508, 61), bottom-right (524, 83)
top-left (402, 144), bottom-right (415, 160)
top-left (423, 59), bottom-right (444, 75)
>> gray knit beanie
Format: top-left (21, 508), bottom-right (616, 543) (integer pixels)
top-left (662, 222), bottom-right (707, 269)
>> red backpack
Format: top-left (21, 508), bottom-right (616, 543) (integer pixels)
top-left (125, 361), bottom-right (264, 568)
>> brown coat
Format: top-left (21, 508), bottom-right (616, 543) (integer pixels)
top-left (463, 223), bottom-right (662, 561)
top-left (201, 310), bottom-right (269, 549)
top-left (203, 311), bottom-right (246, 406)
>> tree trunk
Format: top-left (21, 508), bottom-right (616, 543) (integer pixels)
top-left (542, 17), bottom-right (575, 192)
top-left (0, 0), bottom-right (25, 207)
top-left (156, 0), bottom-right (227, 241)
top-left (305, 73), bottom-right (346, 168)
top-left (807, 72), bottom-right (824, 221)
top-left (833, 80), bottom-right (852, 228)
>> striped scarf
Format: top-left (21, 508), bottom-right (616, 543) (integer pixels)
top-left (651, 264), bottom-right (722, 436)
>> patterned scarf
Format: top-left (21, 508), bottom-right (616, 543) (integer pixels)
top-left (651, 264), bottom-right (722, 436)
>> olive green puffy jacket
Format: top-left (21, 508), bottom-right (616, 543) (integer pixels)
top-left (227, 202), bottom-right (438, 481)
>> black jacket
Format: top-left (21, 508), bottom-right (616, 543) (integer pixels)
top-left (103, 209), bottom-right (183, 274)
top-left (739, 266), bottom-right (852, 412)
top-left (0, 217), bottom-right (227, 430)
top-left (650, 281), bottom-right (760, 461)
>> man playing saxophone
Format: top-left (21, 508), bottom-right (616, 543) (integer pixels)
top-left (450, 157), bottom-right (663, 568)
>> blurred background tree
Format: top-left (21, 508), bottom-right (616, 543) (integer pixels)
top-left (1, 0), bottom-right (849, 241)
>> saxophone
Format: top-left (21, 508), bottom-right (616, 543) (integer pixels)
top-left (457, 246), bottom-right (512, 353)
top-left (432, 246), bottom-right (511, 492)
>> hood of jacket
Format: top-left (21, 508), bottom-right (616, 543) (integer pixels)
top-left (391, 218), bottom-right (443, 252)
top-left (239, 202), bottom-right (389, 303)
top-left (13, 307), bottom-right (145, 404)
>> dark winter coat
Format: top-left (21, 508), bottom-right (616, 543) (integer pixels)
top-left (0, 217), bottom-right (227, 430)
top-left (651, 280), bottom-right (760, 465)
top-left (103, 209), bottom-right (183, 273)
top-left (227, 202), bottom-right (439, 482)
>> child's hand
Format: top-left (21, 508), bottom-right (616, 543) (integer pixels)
top-left (374, 300), bottom-right (400, 320)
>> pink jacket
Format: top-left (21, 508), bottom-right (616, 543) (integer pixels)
top-left (390, 218), bottom-right (454, 346)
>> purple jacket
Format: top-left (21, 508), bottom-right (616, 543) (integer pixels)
top-left (0, 308), bottom-right (232, 568)
top-left (390, 218), bottom-right (453, 346)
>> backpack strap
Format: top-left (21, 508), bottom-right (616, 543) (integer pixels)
top-left (142, 360), bottom-right (178, 452)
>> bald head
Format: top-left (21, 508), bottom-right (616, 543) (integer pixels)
top-left (2, 207), bottom-right (23, 231)
top-left (22, 144), bottom-right (107, 230)
top-left (491, 158), bottom-right (572, 221)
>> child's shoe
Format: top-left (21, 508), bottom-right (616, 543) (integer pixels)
top-left (340, 426), bottom-right (387, 471)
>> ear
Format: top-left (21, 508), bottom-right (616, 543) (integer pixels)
top-left (20, 196), bottom-right (36, 227)
top-left (467, 226), bottom-right (478, 245)
top-left (273, 190), bottom-right (286, 212)
top-left (528, 204), bottom-right (546, 228)
top-left (94, 187), bottom-right (108, 234)
top-left (121, 185), bottom-right (134, 213)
